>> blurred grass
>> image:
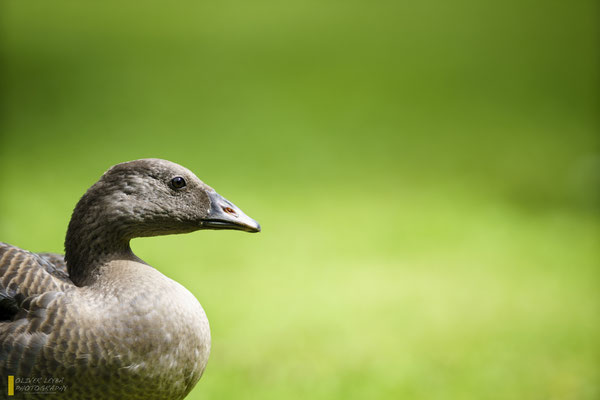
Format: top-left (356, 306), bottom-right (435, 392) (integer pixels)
top-left (0, 1), bottom-right (599, 399)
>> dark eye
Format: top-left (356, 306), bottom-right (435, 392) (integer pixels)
top-left (171, 176), bottom-right (186, 189)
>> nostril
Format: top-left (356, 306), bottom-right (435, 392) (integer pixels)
top-left (222, 206), bottom-right (237, 216)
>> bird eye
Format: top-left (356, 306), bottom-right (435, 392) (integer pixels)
top-left (171, 176), bottom-right (186, 189)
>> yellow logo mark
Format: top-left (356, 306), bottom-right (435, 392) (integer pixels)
top-left (8, 375), bottom-right (14, 396)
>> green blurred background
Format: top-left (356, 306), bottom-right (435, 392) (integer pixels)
top-left (1, 1), bottom-right (598, 399)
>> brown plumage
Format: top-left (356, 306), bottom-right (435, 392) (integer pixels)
top-left (0, 159), bottom-right (260, 399)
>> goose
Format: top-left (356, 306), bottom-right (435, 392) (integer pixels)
top-left (0, 158), bottom-right (260, 399)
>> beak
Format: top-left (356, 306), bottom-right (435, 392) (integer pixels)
top-left (200, 190), bottom-right (261, 233)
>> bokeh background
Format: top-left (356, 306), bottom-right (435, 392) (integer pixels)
top-left (1, 1), bottom-right (598, 399)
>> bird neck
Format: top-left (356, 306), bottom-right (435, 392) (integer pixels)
top-left (64, 193), bottom-right (136, 286)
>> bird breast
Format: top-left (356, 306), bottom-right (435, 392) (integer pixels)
top-left (55, 260), bottom-right (211, 399)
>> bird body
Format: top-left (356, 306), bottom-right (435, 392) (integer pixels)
top-left (0, 159), bottom-right (260, 399)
